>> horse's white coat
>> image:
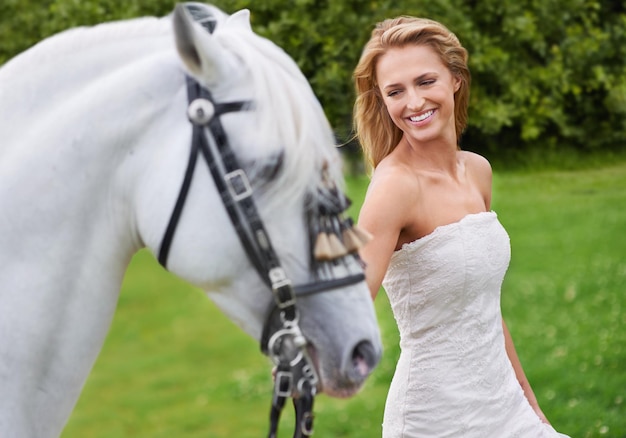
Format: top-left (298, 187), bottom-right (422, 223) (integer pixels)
top-left (0, 4), bottom-right (380, 437)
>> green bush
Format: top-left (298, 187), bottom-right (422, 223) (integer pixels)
top-left (2, 0), bottom-right (625, 159)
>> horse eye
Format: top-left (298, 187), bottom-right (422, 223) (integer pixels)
top-left (262, 151), bottom-right (284, 181)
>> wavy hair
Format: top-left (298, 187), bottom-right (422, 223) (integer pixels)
top-left (353, 16), bottom-right (470, 169)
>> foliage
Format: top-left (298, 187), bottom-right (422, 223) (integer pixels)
top-left (60, 161), bottom-right (626, 437)
top-left (1, 0), bottom-right (625, 159)
top-left (459, 0), bottom-right (626, 156)
top-left (0, 0), bottom-right (173, 55)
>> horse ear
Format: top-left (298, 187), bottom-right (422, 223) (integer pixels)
top-left (226, 9), bottom-right (252, 32)
top-left (172, 4), bottom-right (238, 84)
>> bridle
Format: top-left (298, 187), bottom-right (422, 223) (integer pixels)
top-left (157, 73), bottom-right (368, 437)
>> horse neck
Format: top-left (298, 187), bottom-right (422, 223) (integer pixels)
top-left (0, 18), bottom-right (186, 258)
top-left (0, 21), bottom-right (192, 436)
top-left (0, 20), bottom-right (183, 363)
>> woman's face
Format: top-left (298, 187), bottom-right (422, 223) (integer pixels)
top-left (376, 44), bottom-right (460, 145)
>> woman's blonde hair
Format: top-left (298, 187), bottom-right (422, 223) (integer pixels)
top-left (353, 16), bottom-right (470, 168)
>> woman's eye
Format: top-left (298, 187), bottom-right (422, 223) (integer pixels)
top-left (387, 90), bottom-right (401, 97)
top-left (420, 79), bottom-right (435, 86)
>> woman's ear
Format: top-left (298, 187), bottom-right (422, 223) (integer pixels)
top-left (453, 74), bottom-right (462, 93)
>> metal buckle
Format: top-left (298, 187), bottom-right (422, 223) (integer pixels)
top-left (275, 371), bottom-right (293, 397)
top-left (301, 363), bottom-right (319, 388)
top-left (224, 169), bottom-right (253, 201)
top-left (300, 411), bottom-right (314, 436)
top-left (269, 267), bottom-right (288, 285)
top-left (270, 267), bottom-right (296, 309)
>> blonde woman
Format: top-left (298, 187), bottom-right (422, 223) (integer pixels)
top-left (354, 16), bottom-right (570, 437)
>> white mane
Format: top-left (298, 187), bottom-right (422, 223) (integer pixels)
top-left (209, 21), bottom-right (344, 206)
top-left (2, 10), bottom-right (344, 207)
top-left (3, 17), bottom-right (171, 73)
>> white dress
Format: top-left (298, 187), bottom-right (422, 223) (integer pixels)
top-left (381, 212), bottom-right (569, 438)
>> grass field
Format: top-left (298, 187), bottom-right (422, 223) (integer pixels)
top-left (61, 161), bottom-right (626, 438)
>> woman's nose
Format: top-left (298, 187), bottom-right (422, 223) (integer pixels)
top-left (406, 89), bottom-right (425, 111)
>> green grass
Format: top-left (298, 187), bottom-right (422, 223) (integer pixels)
top-left (62, 161), bottom-right (626, 438)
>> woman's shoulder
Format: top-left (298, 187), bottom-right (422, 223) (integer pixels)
top-left (369, 155), bottom-right (419, 194)
top-left (460, 150), bottom-right (492, 176)
top-left (364, 156), bottom-right (420, 215)
top-left (460, 150), bottom-right (493, 207)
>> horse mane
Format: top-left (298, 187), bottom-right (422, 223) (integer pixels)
top-left (5, 17), bottom-right (171, 70)
top-left (5, 10), bottom-right (343, 208)
top-left (210, 22), bottom-right (344, 208)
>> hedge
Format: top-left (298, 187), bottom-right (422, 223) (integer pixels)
top-left (2, 0), bottom-right (625, 158)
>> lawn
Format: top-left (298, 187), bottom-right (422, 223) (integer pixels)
top-left (62, 161), bottom-right (626, 438)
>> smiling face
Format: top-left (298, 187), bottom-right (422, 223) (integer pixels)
top-left (376, 44), bottom-right (461, 146)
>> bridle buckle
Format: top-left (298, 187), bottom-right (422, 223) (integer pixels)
top-left (274, 370), bottom-right (293, 397)
top-left (269, 267), bottom-right (297, 309)
top-left (224, 168), bottom-right (253, 201)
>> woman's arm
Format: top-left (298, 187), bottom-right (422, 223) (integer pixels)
top-left (502, 319), bottom-right (551, 424)
top-left (357, 166), bottom-right (414, 300)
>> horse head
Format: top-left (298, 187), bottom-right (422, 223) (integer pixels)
top-left (135, 3), bottom-right (382, 402)
top-left (0, 3), bottom-right (381, 436)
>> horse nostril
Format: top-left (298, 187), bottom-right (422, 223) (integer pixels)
top-left (351, 340), bottom-right (379, 379)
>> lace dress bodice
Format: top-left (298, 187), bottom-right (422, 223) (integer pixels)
top-left (381, 212), bottom-right (569, 437)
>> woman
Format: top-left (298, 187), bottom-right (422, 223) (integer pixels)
top-left (353, 16), bottom-right (569, 437)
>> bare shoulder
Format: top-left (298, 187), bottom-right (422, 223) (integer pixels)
top-left (461, 150), bottom-right (492, 179)
top-left (360, 158), bottom-right (418, 229)
top-left (365, 158), bottom-right (418, 206)
top-left (460, 150), bottom-right (493, 208)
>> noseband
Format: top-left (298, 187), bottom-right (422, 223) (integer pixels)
top-left (158, 75), bottom-right (366, 437)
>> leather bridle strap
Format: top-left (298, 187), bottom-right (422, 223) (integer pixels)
top-left (158, 78), bottom-right (262, 274)
top-left (158, 77), bottom-right (281, 286)
top-left (158, 75), bottom-right (363, 438)
top-left (182, 79), bottom-right (302, 328)
top-left (159, 76), bottom-right (364, 299)
top-left (158, 76), bottom-right (311, 437)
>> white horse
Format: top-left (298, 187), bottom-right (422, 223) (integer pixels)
top-left (0, 3), bottom-right (382, 437)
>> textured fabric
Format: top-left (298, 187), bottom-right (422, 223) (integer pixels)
top-left (381, 212), bottom-right (569, 438)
